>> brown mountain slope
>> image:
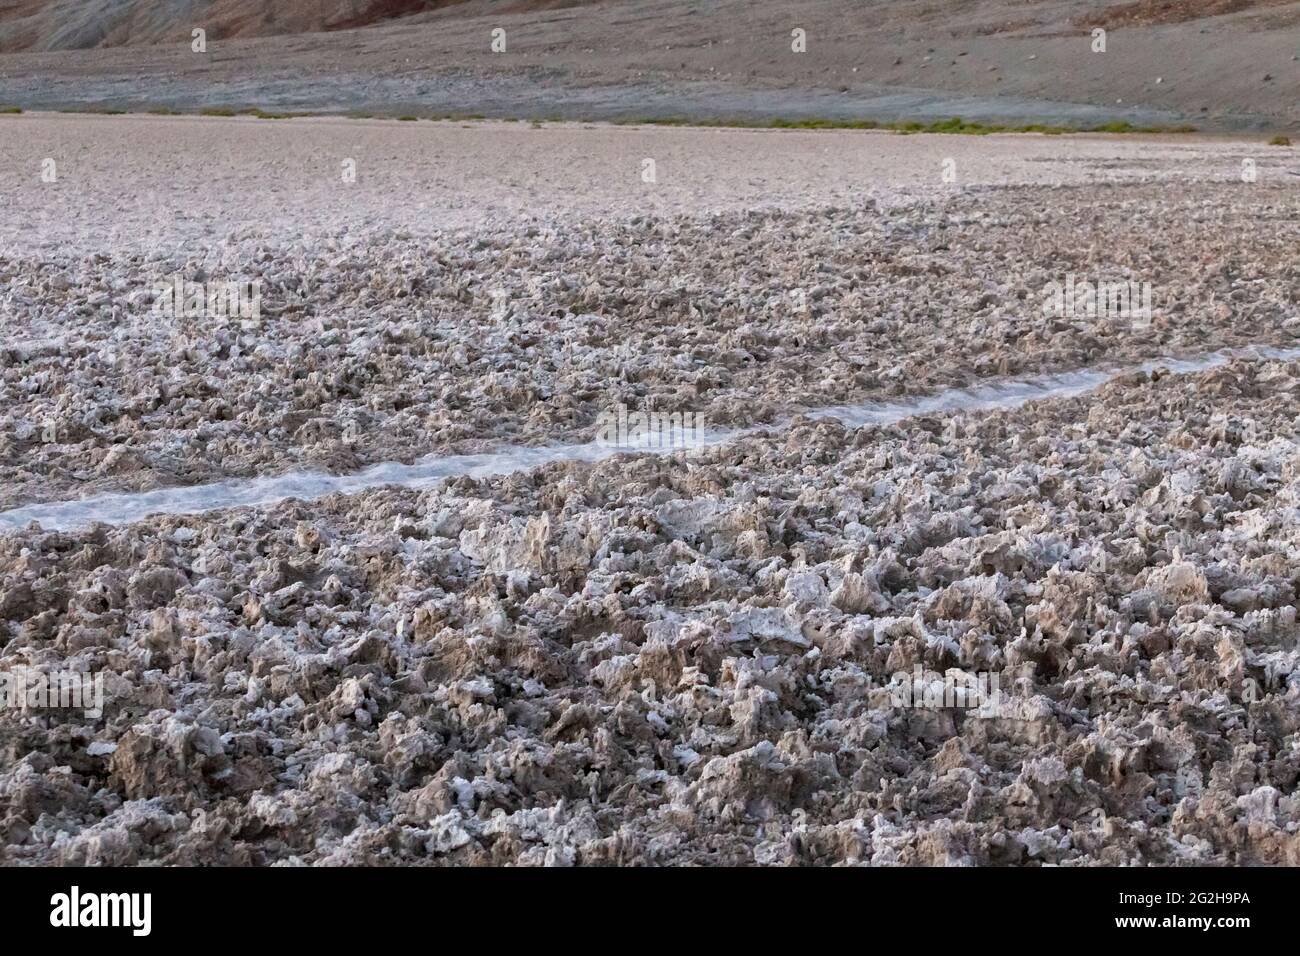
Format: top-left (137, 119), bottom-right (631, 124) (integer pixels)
top-left (0, 0), bottom-right (1294, 130)
top-left (327, 0), bottom-right (591, 31)
top-left (1081, 0), bottom-right (1298, 27)
top-left (0, 0), bottom-right (595, 52)
top-left (2, 0), bottom-right (1295, 53)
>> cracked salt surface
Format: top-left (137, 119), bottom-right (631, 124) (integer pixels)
top-left (3, 345), bottom-right (1298, 533)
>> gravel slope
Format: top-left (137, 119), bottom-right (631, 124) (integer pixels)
top-left (0, 0), bottom-right (1296, 130)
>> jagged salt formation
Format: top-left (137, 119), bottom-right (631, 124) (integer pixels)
top-left (3, 359), bottom-right (1300, 865)
top-left (3, 182), bottom-right (1297, 511)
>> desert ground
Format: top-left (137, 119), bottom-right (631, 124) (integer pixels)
top-left (2, 108), bottom-right (1299, 864)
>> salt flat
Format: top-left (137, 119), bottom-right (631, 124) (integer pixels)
top-left (0, 112), bottom-right (1289, 256)
top-left (2, 114), bottom-right (1299, 867)
top-left (2, 116), bottom-right (1297, 511)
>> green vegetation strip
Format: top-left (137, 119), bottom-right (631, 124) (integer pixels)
top-left (0, 106), bottom-right (1211, 135)
top-left (615, 116), bottom-right (1199, 135)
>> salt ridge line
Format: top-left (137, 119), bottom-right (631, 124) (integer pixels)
top-left (2, 345), bottom-right (1298, 534)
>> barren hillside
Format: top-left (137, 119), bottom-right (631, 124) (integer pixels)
top-left (0, 1), bottom-right (1295, 132)
top-left (0, 0), bottom-right (599, 52)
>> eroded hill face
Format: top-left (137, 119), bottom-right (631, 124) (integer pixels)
top-left (1079, 0), bottom-right (1299, 28)
top-left (0, 1), bottom-right (1293, 131)
top-left (3, 0), bottom-right (1296, 54)
top-left (0, 0), bottom-right (595, 53)
top-left (0, 0), bottom-right (343, 53)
